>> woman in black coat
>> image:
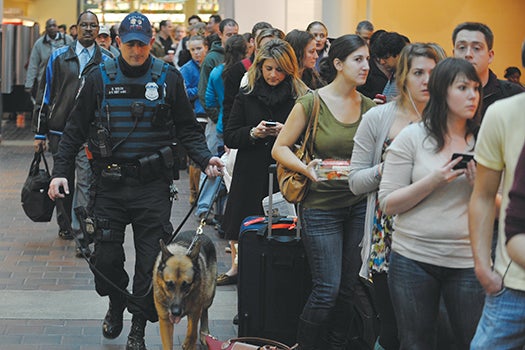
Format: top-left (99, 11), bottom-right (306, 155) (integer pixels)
top-left (217, 39), bottom-right (308, 286)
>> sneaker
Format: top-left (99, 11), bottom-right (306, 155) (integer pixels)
top-left (225, 246), bottom-right (231, 254)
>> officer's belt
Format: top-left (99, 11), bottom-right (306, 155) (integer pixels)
top-left (98, 146), bottom-right (174, 182)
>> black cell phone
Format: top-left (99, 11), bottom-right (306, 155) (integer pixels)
top-left (451, 153), bottom-right (475, 170)
top-left (265, 121), bottom-right (277, 127)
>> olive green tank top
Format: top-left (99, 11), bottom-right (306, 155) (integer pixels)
top-left (298, 91), bottom-right (375, 209)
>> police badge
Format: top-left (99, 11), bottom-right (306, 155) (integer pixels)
top-left (145, 82), bottom-right (159, 101)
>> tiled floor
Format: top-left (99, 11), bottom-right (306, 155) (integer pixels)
top-left (0, 117), bottom-right (238, 349)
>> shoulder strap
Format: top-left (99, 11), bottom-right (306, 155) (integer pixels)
top-left (302, 90), bottom-right (320, 156)
top-left (151, 57), bottom-right (166, 81)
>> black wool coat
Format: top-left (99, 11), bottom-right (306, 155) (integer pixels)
top-left (222, 79), bottom-right (296, 240)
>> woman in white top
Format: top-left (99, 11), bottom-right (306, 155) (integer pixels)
top-left (349, 43), bottom-right (443, 350)
top-left (378, 58), bottom-right (484, 349)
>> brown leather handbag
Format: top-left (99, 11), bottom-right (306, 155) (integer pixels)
top-left (276, 90), bottom-right (320, 204)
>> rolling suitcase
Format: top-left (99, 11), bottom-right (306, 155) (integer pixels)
top-left (237, 165), bottom-right (311, 345)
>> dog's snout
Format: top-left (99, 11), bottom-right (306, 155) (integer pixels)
top-left (171, 305), bottom-right (182, 317)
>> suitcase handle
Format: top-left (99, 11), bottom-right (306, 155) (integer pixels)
top-left (267, 164), bottom-right (301, 240)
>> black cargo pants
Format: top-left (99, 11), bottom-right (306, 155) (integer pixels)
top-left (90, 176), bottom-right (173, 322)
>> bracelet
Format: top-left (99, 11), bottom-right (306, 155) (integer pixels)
top-left (249, 127), bottom-right (257, 140)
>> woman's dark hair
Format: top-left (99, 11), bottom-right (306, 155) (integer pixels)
top-left (222, 34), bottom-right (247, 79)
top-left (322, 34), bottom-right (367, 83)
top-left (369, 29), bottom-right (386, 47)
top-left (285, 29), bottom-right (315, 70)
top-left (285, 29), bottom-right (324, 88)
top-left (422, 57), bottom-right (482, 151)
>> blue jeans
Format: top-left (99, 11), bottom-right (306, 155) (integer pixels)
top-left (470, 287), bottom-right (525, 350)
top-left (388, 251), bottom-right (484, 350)
top-left (195, 172), bottom-right (225, 217)
top-left (300, 200), bottom-right (366, 346)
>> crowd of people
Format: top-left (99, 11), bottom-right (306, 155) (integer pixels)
top-left (21, 8), bottom-right (525, 350)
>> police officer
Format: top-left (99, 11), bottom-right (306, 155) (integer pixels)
top-left (48, 12), bottom-right (223, 350)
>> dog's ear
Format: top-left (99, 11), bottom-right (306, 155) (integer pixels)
top-left (159, 239), bottom-right (173, 261)
top-left (186, 237), bottom-right (202, 262)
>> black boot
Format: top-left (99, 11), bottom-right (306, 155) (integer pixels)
top-left (102, 295), bottom-right (126, 339)
top-left (297, 317), bottom-right (322, 350)
top-left (126, 314), bottom-right (147, 350)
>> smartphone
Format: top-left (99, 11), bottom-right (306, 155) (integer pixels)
top-left (265, 121), bottom-right (277, 127)
top-left (451, 153), bottom-right (475, 170)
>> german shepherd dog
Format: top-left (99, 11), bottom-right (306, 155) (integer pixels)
top-left (153, 230), bottom-right (217, 350)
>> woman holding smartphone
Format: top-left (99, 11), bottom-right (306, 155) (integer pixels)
top-left (219, 39), bottom-right (308, 286)
top-left (349, 43), bottom-right (443, 349)
top-left (273, 34), bottom-right (374, 349)
top-left (378, 58), bottom-right (484, 349)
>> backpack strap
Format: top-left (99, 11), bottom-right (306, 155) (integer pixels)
top-left (151, 57), bottom-right (166, 82)
top-left (101, 58), bottom-right (118, 81)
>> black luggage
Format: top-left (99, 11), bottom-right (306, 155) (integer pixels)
top-left (237, 165), bottom-right (311, 345)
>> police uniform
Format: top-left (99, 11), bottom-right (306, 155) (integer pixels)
top-left (53, 53), bottom-right (213, 322)
top-left (50, 12), bottom-right (219, 350)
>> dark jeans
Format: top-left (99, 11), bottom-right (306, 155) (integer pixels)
top-left (300, 199), bottom-right (366, 348)
top-left (388, 252), bottom-right (484, 350)
top-left (90, 177), bottom-right (172, 322)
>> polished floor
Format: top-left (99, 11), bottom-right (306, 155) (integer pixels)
top-left (0, 116), bottom-right (237, 349)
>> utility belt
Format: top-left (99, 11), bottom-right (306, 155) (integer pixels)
top-left (95, 145), bottom-right (179, 184)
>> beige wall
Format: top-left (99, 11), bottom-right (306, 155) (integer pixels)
top-left (231, 0), bottom-right (524, 77)
top-left (5, 0), bottom-right (524, 75)
top-left (26, 0), bottom-right (76, 29)
top-left (4, 0), bottom-right (76, 28)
